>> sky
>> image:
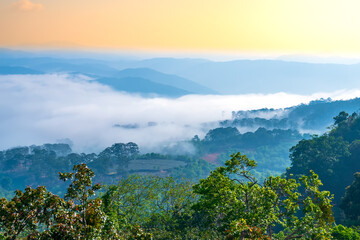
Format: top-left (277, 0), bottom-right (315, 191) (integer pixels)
top-left (1, 0), bottom-right (360, 56)
top-left (2, 1), bottom-right (360, 151)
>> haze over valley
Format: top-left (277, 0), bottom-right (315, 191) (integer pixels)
top-left (3, 1), bottom-right (360, 238)
top-left (1, 49), bottom-right (360, 152)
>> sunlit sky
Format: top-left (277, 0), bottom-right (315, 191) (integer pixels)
top-left (1, 0), bottom-right (360, 55)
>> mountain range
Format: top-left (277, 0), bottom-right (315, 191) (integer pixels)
top-left (2, 48), bottom-right (360, 96)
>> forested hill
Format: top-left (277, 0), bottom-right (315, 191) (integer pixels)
top-left (0, 142), bottom-right (187, 195)
top-left (3, 112), bottom-right (360, 238)
top-left (221, 97), bottom-right (360, 132)
top-left (286, 111), bottom-right (360, 222)
top-left (0, 126), bottom-right (307, 197)
top-left (2, 111), bottom-right (360, 238)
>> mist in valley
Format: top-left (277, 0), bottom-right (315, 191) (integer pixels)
top-left (1, 73), bottom-right (360, 153)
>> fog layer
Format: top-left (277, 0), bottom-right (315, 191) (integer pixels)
top-left (1, 74), bottom-right (359, 152)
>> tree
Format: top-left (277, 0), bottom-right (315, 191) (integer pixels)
top-left (333, 111), bottom-right (349, 126)
top-left (286, 134), bottom-right (350, 203)
top-left (331, 225), bottom-right (360, 240)
top-left (0, 186), bottom-right (63, 239)
top-left (331, 111), bottom-right (360, 143)
top-left (102, 175), bottom-right (195, 239)
top-left (192, 152), bottom-right (334, 239)
top-left (99, 142), bottom-right (139, 166)
top-left (54, 163), bottom-right (111, 239)
top-left (204, 127), bottom-right (240, 142)
top-left (340, 172), bottom-right (360, 224)
top-left (287, 112), bottom-right (360, 211)
top-left (0, 164), bottom-right (118, 239)
top-left (92, 142), bottom-right (139, 175)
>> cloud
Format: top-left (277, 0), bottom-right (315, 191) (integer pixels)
top-left (0, 74), bottom-right (360, 153)
top-left (12, 0), bottom-right (43, 11)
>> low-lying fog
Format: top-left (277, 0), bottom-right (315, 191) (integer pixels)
top-left (1, 74), bottom-right (360, 153)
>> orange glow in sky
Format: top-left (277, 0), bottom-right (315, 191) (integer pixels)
top-left (1, 0), bottom-right (360, 55)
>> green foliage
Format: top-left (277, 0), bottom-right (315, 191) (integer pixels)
top-left (57, 163), bottom-right (110, 239)
top-left (288, 135), bottom-right (349, 177)
top-left (169, 159), bottom-right (214, 181)
top-left (204, 127), bottom-right (240, 143)
top-left (102, 175), bottom-right (196, 238)
top-left (0, 126), bottom-right (307, 197)
top-left (0, 164), bottom-right (118, 239)
top-left (197, 127), bottom-right (304, 154)
top-left (340, 172), bottom-right (360, 224)
top-left (192, 152), bottom-right (334, 239)
top-left (331, 112), bottom-right (360, 142)
top-left (331, 225), bottom-right (360, 240)
top-left (286, 111), bottom-right (360, 223)
top-left (127, 225), bottom-right (153, 240)
top-left (248, 144), bottom-right (292, 171)
top-left (225, 219), bottom-right (270, 240)
top-left (287, 134), bottom-right (350, 202)
top-left (0, 142), bottom-right (145, 195)
top-left (193, 127), bottom-right (305, 182)
top-left (5, 110), bottom-right (360, 237)
top-left (334, 111), bottom-right (350, 125)
top-left (89, 142), bottom-right (139, 177)
top-left (0, 185), bottom-right (62, 239)
top-left (0, 154), bottom-right (351, 239)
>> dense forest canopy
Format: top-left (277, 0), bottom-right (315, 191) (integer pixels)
top-left (0, 155), bottom-right (337, 239)
top-left (0, 124), bottom-right (309, 196)
top-left (287, 111), bottom-right (360, 209)
top-left (1, 110), bottom-right (360, 238)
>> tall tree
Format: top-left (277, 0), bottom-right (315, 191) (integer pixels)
top-left (193, 152), bottom-right (334, 239)
top-left (340, 172), bottom-right (360, 224)
top-left (0, 164), bottom-right (118, 239)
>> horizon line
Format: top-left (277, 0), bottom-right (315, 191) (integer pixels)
top-left (2, 46), bottom-right (360, 64)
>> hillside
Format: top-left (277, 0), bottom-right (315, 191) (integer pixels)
top-left (130, 58), bottom-right (360, 94)
top-left (221, 98), bottom-right (360, 132)
top-left (115, 68), bottom-right (217, 94)
top-left (96, 76), bottom-right (192, 97)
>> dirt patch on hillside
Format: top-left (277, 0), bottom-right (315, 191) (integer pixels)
top-left (202, 153), bottom-right (220, 165)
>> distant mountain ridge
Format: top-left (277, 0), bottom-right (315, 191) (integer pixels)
top-left (221, 98), bottom-right (360, 133)
top-left (0, 66), bottom-right (43, 75)
top-left (2, 48), bottom-right (360, 95)
top-left (131, 59), bottom-right (360, 94)
top-left (96, 76), bottom-right (192, 97)
top-left (115, 68), bottom-right (217, 94)
top-left (0, 50), bottom-right (217, 97)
